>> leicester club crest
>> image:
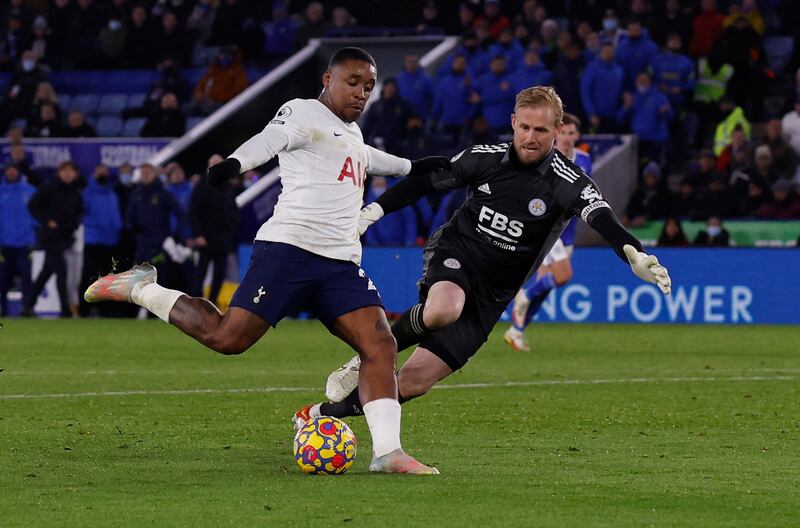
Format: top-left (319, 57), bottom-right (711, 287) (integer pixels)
top-left (528, 198), bottom-right (546, 216)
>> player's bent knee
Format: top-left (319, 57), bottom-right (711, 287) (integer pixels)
top-left (206, 332), bottom-right (251, 355)
top-left (358, 331), bottom-right (398, 362)
top-left (398, 371), bottom-right (435, 398)
top-left (424, 302), bottom-right (462, 329)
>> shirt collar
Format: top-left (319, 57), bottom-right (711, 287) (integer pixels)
top-left (502, 143), bottom-right (555, 175)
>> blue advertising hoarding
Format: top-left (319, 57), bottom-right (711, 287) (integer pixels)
top-left (1, 139), bottom-right (170, 177)
top-left (358, 247), bottom-right (800, 324)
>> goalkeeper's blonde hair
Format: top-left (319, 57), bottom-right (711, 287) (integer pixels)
top-left (514, 86), bottom-right (564, 127)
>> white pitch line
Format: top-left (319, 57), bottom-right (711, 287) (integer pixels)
top-left (0, 375), bottom-right (796, 400)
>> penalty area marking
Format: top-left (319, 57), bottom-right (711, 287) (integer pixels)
top-left (0, 374), bottom-right (796, 400)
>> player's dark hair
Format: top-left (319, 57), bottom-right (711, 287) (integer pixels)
top-left (328, 47), bottom-right (376, 70)
top-left (562, 112), bottom-right (581, 131)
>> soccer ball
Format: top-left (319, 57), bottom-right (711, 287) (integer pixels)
top-left (293, 416), bottom-right (357, 475)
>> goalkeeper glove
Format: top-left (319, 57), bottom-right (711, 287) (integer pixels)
top-left (623, 244), bottom-right (672, 295)
top-left (408, 156), bottom-right (451, 178)
top-left (358, 203), bottom-right (384, 236)
top-left (206, 158), bottom-right (241, 187)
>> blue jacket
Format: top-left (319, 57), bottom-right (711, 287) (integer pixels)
top-left (487, 40), bottom-right (525, 71)
top-left (126, 180), bottom-right (184, 261)
top-left (476, 71), bottom-right (515, 129)
top-left (168, 180), bottom-right (193, 241)
top-left (396, 69), bottom-right (435, 118)
top-left (429, 188), bottom-right (467, 236)
top-left (263, 18), bottom-right (296, 56)
top-left (83, 180), bottom-right (122, 246)
top-left (437, 47), bottom-right (489, 78)
top-left (511, 63), bottom-right (552, 93)
top-left (0, 177), bottom-right (36, 247)
top-left (580, 59), bottom-right (624, 118)
top-left (615, 34), bottom-right (659, 90)
top-left (649, 51), bottom-right (696, 107)
top-left (617, 86), bottom-right (674, 142)
top-left (432, 71), bottom-right (476, 127)
top-left (364, 180), bottom-right (417, 247)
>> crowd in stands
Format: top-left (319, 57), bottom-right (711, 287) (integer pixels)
top-left (0, 144), bottom-right (247, 317)
top-left (3, 1), bottom-right (800, 316)
top-left (353, 0), bottom-right (800, 246)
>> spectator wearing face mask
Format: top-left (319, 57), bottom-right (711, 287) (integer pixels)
top-left (581, 42), bottom-right (624, 133)
top-left (615, 19), bottom-right (659, 91)
top-left (97, 15), bottom-right (127, 68)
top-left (694, 216), bottom-right (730, 246)
top-left (78, 164), bottom-right (122, 317)
top-left (598, 9), bottom-right (622, 47)
top-left (185, 46), bottom-right (248, 116)
top-left (617, 71), bottom-right (673, 166)
top-left (0, 50), bottom-right (47, 130)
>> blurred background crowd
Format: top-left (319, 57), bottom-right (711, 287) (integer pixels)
top-left (2, 0), bottom-right (800, 317)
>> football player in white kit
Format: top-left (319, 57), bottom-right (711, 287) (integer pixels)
top-left (85, 47), bottom-right (450, 475)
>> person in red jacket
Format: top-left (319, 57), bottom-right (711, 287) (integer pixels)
top-left (186, 46), bottom-right (249, 116)
top-left (689, 0), bottom-right (726, 58)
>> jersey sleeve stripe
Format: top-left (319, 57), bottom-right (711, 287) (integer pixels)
top-left (552, 156), bottom-right (582, 181)
top-left (552, 163), bottom-right (579, 183)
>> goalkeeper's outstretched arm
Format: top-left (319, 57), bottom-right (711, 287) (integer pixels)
top-left (357, 172), bottom-right (439, 235)
top-left (587, 208), bottom-right (672, 295)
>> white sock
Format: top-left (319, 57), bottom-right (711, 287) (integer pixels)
top-left (131, 283), bottom-right (185, 323)
top-left (309, 403), bottom-right (321, 419)
top-left (362, 398), bottom-right (402, 458)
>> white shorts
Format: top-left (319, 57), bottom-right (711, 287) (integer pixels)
top-left (542, 238), bottom-right (573, 266)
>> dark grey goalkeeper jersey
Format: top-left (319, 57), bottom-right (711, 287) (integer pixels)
top-left (427, 142), bottom-right (611, 289)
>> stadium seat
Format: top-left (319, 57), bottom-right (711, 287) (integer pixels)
top-left (122, 117), bottom-right (146, 137)
top-left (70, 93), bottom-right (100, 114)
top-left (192, 45), bottom-right (220, 67)
top-left (126, 93), bottom-right (146, 109)
top-left (764, 36), bottom-right (794, 74)
top-left (59, 94), bottom-right (71, 110)
top-left (97, 116), bottom-right (123, 137)
top-left (186, 116), bottom-right (204, 130)
top-left (10, 118), bottom-right (26, 130)
top-left (97, 94), bottom-right (128, 115)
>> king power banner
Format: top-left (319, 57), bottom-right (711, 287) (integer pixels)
top-left (360, 247), bottom-right (800, 324)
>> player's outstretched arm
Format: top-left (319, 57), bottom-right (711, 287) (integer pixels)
top-left (365, 144), bottom-right (450, 179)
top-left (207, 128), bottom-right (290, 187)
top-left (587, 209), bottom-right (672, 295)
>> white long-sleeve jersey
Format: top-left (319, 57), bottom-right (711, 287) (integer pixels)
top-left (230, 98), bottom-right (411, 264)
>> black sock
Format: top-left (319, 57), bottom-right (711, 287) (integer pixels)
top-left (318, 387), bottom-right (413, 418)
top-left (320, 388), bottom-right (364, 417)
top-left (392, 303), bottom-right (430, 352)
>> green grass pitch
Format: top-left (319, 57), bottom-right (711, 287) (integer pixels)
top-left (0, 319), bottom-right (798, 527)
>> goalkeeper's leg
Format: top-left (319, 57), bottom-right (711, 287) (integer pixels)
top-left (296, 347), bottom-right (452, 423)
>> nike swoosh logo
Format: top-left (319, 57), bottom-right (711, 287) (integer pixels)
top-left (334, 132), bottom-right (343, 136)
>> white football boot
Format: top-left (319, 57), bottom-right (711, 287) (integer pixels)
top-left (325, 355), bottom-right (361, 402)
top-left (511, 288), bottom-right (530, 329)
top-left (503, 326), bottom-right (530, 352)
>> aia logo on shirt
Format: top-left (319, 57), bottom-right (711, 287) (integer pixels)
top-left (337, 156), bottom-right (366, 188)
